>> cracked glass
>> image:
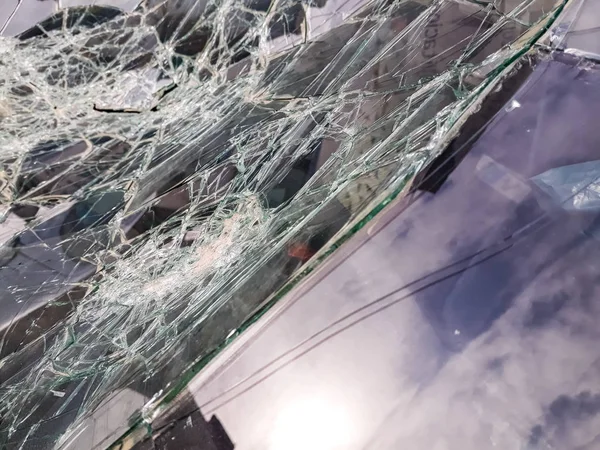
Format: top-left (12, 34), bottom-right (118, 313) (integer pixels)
top-left (0, 0), bottom-right (564, 448)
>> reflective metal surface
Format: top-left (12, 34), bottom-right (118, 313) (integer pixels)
top-left (546, 0), bottom-right (600, 58)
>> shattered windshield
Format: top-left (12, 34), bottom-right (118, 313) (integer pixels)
top-left (0, 0), bottom-right (564, 448)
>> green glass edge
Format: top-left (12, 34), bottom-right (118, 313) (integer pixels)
top-left (109, 1), bottom-right (568, 446)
